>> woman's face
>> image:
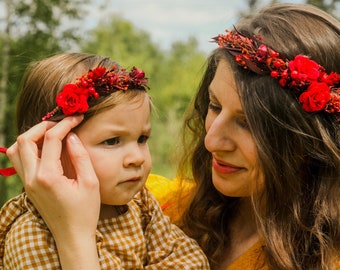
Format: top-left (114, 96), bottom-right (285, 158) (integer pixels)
top-left (205, 59), bottom-right (263, 197)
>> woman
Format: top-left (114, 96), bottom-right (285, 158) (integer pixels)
top-left (178, 3), bottom-right (340, 269)
top-left (3, 3), bottom-right (340, 270)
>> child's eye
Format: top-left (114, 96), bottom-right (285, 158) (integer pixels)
top-left (138, 135), bottom-right (149, 144)
top-left (208, 102), bottom-right (221, 112)
top-left (103, 137), bottom-right (120, 145)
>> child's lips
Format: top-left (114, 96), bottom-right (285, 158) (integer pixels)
top-left (123, 176), bottom-right (142, 183)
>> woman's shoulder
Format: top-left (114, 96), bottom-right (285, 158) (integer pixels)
top-left (145, 174), bottom-right (195, 223)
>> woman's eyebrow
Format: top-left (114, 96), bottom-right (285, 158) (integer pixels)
top-left (208, 88), bottom-right (218, 103)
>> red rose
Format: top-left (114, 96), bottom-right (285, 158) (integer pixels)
top-left (288, 55), bottom-right (320, 82)
top-left (299, 82), bottom-right (331, 112)
top-left (56, 84), bottom-right (89, 115)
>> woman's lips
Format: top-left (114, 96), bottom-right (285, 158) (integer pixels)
top-left (212, 158), bottom-right (243, 174)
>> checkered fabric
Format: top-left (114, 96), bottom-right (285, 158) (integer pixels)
top-left (0, 188), bottom-right (209, 269)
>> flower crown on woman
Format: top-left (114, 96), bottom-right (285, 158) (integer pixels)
top-left (213, 28), bottom-right (340, 120)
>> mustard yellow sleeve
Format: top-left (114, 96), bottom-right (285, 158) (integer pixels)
top-left (146, 174), bottom-right (194, 223)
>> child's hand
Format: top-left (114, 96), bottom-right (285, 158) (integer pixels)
top-left (7, 116), bottom-right (100, 250)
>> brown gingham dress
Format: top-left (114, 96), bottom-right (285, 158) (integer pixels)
top-left (0, 187), bottom-right (209, 269)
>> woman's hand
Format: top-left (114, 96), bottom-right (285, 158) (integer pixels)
top-left (7, 116), bottom-right (101, 269)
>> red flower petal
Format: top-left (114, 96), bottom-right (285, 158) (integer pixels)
top-left (299, 82), bottom-right (331, 112)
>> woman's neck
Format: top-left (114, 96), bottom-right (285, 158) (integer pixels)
top-left (231, 197), bottom-right (258, 235)
top-left (218, 197), bottom-right (261, 269)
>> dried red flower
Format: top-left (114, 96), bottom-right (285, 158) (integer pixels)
top-left (213, 29), bottom-right (340, 120)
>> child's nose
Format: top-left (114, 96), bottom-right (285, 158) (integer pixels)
top-left (123, 144), bottom-right (145, 167)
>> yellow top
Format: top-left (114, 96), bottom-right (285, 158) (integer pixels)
top-left (225, 239), bottom-right (340, 270)
top-left (146, 174), bottom-right (340, 270)
top-left (225, 240), bottom-right (268, 270)
top-left (146, 174), bottom-right (193, 223)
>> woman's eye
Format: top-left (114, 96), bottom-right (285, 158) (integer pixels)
top-left (237, 118), bottom-right (250, 130)
top-left (103, 137), bottom-right (120, 146)
top-left (208, 102), bottom-right (221, 112)
top-left (138, 135), bottom-right (149, 144)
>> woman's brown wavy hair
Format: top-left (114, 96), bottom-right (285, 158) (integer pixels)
top-left (178, 3), bottom-right (340, 270)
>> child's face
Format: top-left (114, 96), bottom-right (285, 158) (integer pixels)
top-left (72, 93), bottom-right (152, 206)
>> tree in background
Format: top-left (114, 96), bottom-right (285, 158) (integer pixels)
top-left (149, 39), bottom-right (206, 177)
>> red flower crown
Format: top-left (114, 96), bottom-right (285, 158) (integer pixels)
top-left (42, 65), bottom-right (149, 120)
top-left (213, 29), bottom-right (340, 119)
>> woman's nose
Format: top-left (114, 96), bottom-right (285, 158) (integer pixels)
top-left (204, 115), bottom-right (236, 153)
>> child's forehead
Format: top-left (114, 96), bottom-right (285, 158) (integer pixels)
top-left (88, 93), bottom-right (151, 121)
top-left (87, 90), bottom-right (150, 114)
top-left (82, 94), bottom-right (151, 129)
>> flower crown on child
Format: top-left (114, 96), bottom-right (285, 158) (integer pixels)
top-left (42, 65), bottom-right (149, 120)
top-left (213, 28), bottom-right (340, 119)
top-left (0, 65), bottom-right (149, 177)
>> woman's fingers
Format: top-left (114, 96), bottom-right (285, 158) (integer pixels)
top-left (7, 121), bottom-right (56, 182)
top-left (7, 115), bottom-right (100, 259)
top-left (7, 116), bottom-right (83, 189)
top-left (64, 133), bottom-right (100, 228)
top-left (39, 116), bottom-right (84, 176)
top-left (66, 133), bottom-right (99, 188)
top-left (6, 143), bottom-right (23, 178)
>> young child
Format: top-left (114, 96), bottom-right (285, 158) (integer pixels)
top-left (0, 53), bottom-right (209, 269)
